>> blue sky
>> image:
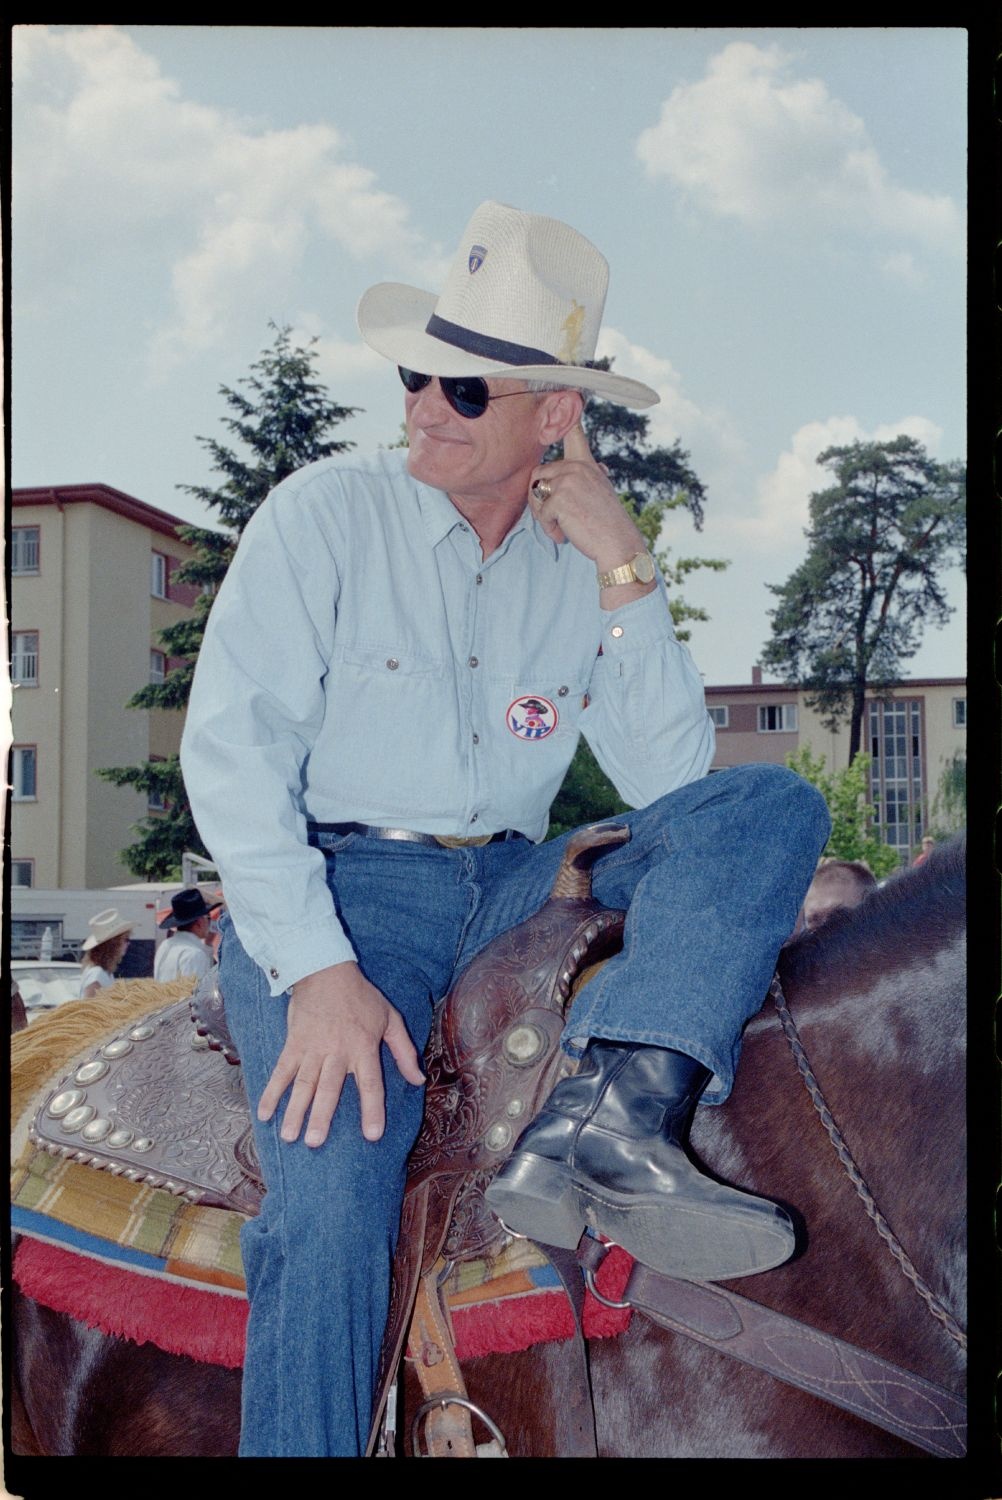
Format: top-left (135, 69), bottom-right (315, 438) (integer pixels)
top-left (12, 25), bottom-right (968, 686)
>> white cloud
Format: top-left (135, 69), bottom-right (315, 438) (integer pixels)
top-left (13, 26), bottom-right (439, 369)
top-left (636, 41), bottom-right (961, 255)
top-left (597, 326), bottom-right (746, 476)
top-left (731, 412), bottom-right (945, 550)
top-left (312, 331), bottom-right (387, 385)
top-left (879, 250), bottom-right (928, 289)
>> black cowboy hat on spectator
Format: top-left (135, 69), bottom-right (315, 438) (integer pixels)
top-left (159, 888), bottom-right (222, 930)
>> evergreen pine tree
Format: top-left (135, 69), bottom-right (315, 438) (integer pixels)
top-left (100, 324), bottom-right (360, 878)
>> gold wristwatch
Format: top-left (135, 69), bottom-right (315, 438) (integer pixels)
top-left (596, 550), bottom-right (656, 588)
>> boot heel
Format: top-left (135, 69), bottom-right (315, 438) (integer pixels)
top-left (485, 1154), bottom-right (585, 1249)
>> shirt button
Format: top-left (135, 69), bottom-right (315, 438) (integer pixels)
top-left (468, 656), bottom-right (479, 668)
top-left (269, 967), bottom-right (279, 980)
top-left (459, 523), bottom-right (469, 532)
top-left (386, 658), bottom-right (399, 670)
top-left (476, 574), bottom-right (483, 585)
top-left (472, 733), bottom-right (480, 744)
top-left (611, 626), bottom-right (624, 639)
top-left (470, 813), bottom-right (479, 823)
top-left (558, 685), bottom-right (569, 697)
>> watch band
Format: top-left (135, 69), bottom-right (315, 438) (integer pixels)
top-left (596, 550), bottom-right (655, 588)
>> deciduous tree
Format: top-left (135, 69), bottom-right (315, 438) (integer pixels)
top-left (762, 436), bottom-right (966, 761)
top-left (785, 747), bottom-right (899, 879)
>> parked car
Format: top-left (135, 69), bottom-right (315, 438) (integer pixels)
top-left (11, 960), bottom-right (84, 1020)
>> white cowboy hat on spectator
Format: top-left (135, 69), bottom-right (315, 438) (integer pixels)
top-left (357, 200), bottom-right (660, 410)
top-left (81, 909), bottom-right (133, 951)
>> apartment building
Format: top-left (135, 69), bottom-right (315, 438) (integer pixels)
top-left (10, 484), bottom-right (201, 888)
top-left (705, 666), bottom-right (966, 865)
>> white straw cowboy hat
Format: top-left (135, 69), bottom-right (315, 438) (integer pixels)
top-left (357, 200), bottom-right (660, 410)
top-left (81, 908), bottom-right (133, 951)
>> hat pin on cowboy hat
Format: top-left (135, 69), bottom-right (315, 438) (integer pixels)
top-left (356, 200), bottom-right (660, 410)
top-left (81, 909), bottom-right (133, 951)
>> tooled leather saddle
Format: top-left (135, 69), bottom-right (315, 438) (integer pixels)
top-left (28, 823), bottom-right (630, 1453)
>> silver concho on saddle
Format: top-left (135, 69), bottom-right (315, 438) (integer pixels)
top-left (29, 969), bottom-right (264, 1216)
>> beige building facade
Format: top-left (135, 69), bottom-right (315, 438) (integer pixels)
top-left (705, 666), bottom-right (966, 866)
top-left (10, 484), bottom-right (200, 888)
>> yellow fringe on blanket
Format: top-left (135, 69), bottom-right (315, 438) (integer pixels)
top-left (11, 977), bottom-right (196, 1131)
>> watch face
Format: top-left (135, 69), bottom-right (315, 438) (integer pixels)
top-left (634, 551), bottom-right (656, 583)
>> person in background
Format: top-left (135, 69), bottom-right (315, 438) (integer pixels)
top-left (800, 858), bottom-right (877, 933)
top-left (153, 888), bottom-right (222, 982)
top-left (79, 910), bottom-right (133, 998)
top-left (913, 835), bottom-right (936, 867)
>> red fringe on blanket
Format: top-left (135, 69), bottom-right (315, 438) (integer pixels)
top-left (13, 1238), bottom-right (249, 1368)
top-left (13, 1237), bottom-right (632, 1369)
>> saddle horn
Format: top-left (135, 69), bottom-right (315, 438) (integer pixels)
top-left (551, 822), bottom-right (630, 900)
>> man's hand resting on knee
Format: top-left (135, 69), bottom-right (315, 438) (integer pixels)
top-left (257, 962), bottom-right (425, 1146)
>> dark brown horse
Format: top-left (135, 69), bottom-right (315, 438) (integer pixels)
top-left (8, 837), bottom-right (967, 1466)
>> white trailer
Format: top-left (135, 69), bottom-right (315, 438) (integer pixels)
top-left (10, 856), bottom-right (221, 976)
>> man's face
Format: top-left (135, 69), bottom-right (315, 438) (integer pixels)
top-left (404, 375), bottom-right (550, 501)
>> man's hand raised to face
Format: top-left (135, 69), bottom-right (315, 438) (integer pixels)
top-left (257, 961), bottom-right (425, 1147)
top-left (526, 422), bottom-right (656, 598)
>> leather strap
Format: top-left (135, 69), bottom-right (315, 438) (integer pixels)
top-left (623, 1261), bottom-right (966, 1459)
top-left (537, 1243), bottom-right (599, 1458)
top-left (407, 1271), bottom-right (478, 1458)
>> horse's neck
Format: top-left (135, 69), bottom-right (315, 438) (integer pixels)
top-left (691, 940), bottom-right (966, 1390)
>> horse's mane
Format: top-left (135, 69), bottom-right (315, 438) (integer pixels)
top-left (779, 832), bottom-right (966, 990)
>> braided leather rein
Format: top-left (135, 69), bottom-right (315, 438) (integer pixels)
top-left (769, 975), bottom-right (967, 1351)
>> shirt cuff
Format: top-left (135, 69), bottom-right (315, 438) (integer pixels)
top-left (251, 916), bottom-right (358, 997)
top-left (600, 584), bottom-right (676, 656)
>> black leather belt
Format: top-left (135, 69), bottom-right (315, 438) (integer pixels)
top-left (309, 821), bottom-right (526, 849)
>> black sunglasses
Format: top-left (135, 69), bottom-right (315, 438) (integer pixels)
top-left (398, 367), bottom-right (536, 420)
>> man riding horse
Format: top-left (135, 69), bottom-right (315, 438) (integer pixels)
top-left (180, 200), bottom-right (830, 1458)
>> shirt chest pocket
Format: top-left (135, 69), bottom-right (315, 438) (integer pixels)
top-left (496, 672), bottom-right (589, 747)
top-left (334, 643), bottom-right (446, 679)
top-left (326, 644), bottom-right (453, 744)
top-left (321, 644), bottom-right (459, 814)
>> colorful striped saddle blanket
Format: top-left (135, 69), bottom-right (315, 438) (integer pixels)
top-left (11, 981), bottom-right (631, 1368)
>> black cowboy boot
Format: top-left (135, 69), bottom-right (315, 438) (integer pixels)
top-left (485, 1040), bottom-right (795, 1281)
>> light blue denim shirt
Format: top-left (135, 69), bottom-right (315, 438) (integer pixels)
top-left (181, 450), bottom-right (714, 994)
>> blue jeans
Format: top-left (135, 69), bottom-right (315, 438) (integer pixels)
top-left (219, 763), bottom-right (829, 1456)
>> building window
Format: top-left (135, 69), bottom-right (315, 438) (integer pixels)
top-left (757, 704), bottom-right (798, 733)
top-left (11, 859), bottom-right (34, 888)
top-left (708, 705), bottom-right (729, 729)
top-left (952, 698), bottom-right (966, 728)
top-left (11, 631), bottom-right (39, 686)
top-left (12, 527), bottom-right (40, 575)
top-left (869, 699), bottom-right (924, 859)
top-left (151, 552), bottom-right (168, 598)
top-left (148, 754), bottom-right (167, 812)
top-left (12, 745), bottom-right (38, 800)
top-left (150, 649), bottom-right (166, 683)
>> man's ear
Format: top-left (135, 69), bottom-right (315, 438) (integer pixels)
top-left (536, 389), bottom-right (584, 448)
